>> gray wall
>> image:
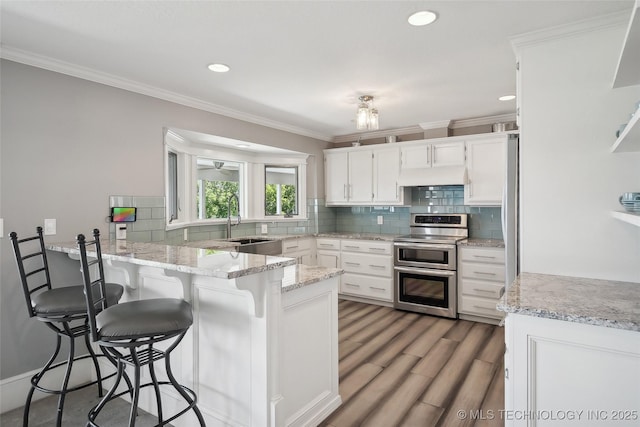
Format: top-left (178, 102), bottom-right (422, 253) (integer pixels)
top-left (0, 60), bottom-right (330, 380)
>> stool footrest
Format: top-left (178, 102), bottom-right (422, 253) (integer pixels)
top-left (123, 347), bottom-right (164, 367)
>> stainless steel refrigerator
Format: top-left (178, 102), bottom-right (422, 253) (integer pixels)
top-left (502, 133), bottom-right (519, 290)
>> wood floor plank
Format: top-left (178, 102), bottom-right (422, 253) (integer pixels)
top-left (323, 301), bottom-right (504, 427)
top-left (420, 323), bottom-right (494, 408)
top-left (411, 338), bottom-right (459, 378)
top-left (437, 359), bottom-right (497, 427)
top-left (474, 360), bottom-right (505, 427)
top-left (339, 313), bottom-right (416, 377)
top-left (361, 373), bottom-right (433, 426)
top-left (324, 353), bottom-right (420, 427)
top-left (404, 318), bottom-right (456, 357)
top-left (476, 325), bottom-right (505, 364)
top-left (339, 305), bottom-right (392, 342)
top-left (338, 339), bottom-right (362, 360)
top-left (401, 402), bottom-right (444, 427)
top-left (369, 314), bottom-right (439, 367)
top-left (338, 363), bottom-right (383, 402)
top-left (443, 319), bottom-right (475, 342)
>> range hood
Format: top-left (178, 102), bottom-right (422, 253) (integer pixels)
top-left (397, 166), bottom-right (467, 187)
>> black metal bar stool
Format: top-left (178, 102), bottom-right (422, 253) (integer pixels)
top-left (77, 229), bottom-right (206, 427)
top-left (9, 226), bottom-right (125, 427)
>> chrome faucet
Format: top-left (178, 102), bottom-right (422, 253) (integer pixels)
top-left (227, 193), bottom-right (241, 239)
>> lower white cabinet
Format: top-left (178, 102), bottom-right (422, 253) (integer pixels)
top-left (316, 238), bottom-right (341, 269)
top-left (282, 237), bottom-right (314, 265)
top-left (505, 314), bottom-right (640, 427)
top-left (340, 239), bottom-right (393, 303)
top-left (458, 246), bottom-right (505, 323)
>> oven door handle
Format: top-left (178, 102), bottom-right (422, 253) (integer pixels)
top-left (393, 242), bottom-right (456, 251)
top-left (393, 265), bottom-right (456, 277)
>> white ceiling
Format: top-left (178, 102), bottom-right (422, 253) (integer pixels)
top-left (0, 0), bottom-right (634, 142)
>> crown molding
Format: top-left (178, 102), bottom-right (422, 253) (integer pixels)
top-left (332, 125), bottom-right (423, 143)
top-left (450, 113), bottom-right (516, 129)
top-left (0, 46), bottom-right (333, 142)
top-left (418, 120), bottom-right (452, 130)
top-left (510, 10), bottom-right (629, 51)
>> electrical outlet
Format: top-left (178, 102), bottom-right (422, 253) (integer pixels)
top-left (183, 228), bottom-right (188, 241)
top-left (377, 215), bottom-right (384, 225)
top-left (261, 224), bottom-right (268, 234)
top-left (44, 218), bottom-right (56, 235)
top-left (116, 224), bottom-right (127, 240)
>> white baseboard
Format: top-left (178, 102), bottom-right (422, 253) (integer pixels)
top-left (0, 357), bottom-right (94, 414)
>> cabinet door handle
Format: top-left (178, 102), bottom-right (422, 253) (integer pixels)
top-left (474, 271), bottom-right (496, 276)
top-left (473, 288), bottom-right (495, 293)
top-left (344, 184), bottom-right (347, 199)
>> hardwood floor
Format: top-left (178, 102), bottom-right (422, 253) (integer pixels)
top-left (320, 300), bottom-right (505, 427)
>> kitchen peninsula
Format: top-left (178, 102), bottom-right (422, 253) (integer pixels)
top-left (46, 240), bottom-right (343, 427)
top-left (498, 273), bottom-right (640, 427)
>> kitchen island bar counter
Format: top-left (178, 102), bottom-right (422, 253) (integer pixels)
top-left (498, 272), bottom-right (640, 332)
top-left (47, 239), bottom-right (296, 279)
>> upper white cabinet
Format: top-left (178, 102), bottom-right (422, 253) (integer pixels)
top-left (398, 140), bottom-right (466, 186)
top-left (324, 145), bottom-right (406, 206)
top-left (464, 136), bottom-right (506, 206)
top-left (613, 0), bottom-right (640, 89)
top-left (324, 148), bottom-right (373, 205)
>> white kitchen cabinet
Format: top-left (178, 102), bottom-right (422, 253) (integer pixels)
top-left (400, 140), bottom-right (465, 170)
top-left (340, 240), bottom-right (393, 304)
top-left (458, 246), bottom-right (505, 324)
top-left (282, 237), bottom-right (314, 265)
top-left (373, 145), bottom-right (405, 204)
top-left (324, 148), bottom-right (373, 205)
top-left (316, 238), bottom-right (341, 270)
top-left (505, 313), bottom-right (640, 427)
top-left (464, 136), bottom-right (506, 205)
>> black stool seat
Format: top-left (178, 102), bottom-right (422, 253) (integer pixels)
top-left (9, 227), bottom-right (125, 427)
top-left (97, 298), bottom-right (192, 340)
top-left (32, 284), bottom-right (123, 317)
top-left (77, 229), bottom-right (205, 427)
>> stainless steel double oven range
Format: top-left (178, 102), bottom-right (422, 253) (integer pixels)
top-left (393, 214), bottom-right (468, 319)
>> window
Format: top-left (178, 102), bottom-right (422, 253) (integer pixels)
top-left (265, 166), bottom-right (298, 216)
top-left (196, 158), bottom-right (242, 220)
top-left (167, 151), bottom-right (178, 222)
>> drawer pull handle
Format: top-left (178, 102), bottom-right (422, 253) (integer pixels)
top-left (345, 283), bottom-right (360, 288)
top-left (345, 262), bottom-right (361, 266)
top-left (286, 245), bottom-right (299, 250)
top-left (369, 247), bottom-right (386, 252)
top-left (370, 286), bottom-right (386, 291)
top-left (344, 245), bottom-right (360, 249)
top-left (474, 271), bottom-right (496, 276)
top-left (369, 264), bottom-right (386, 269)
top-left (472, 255), bottom-right (497, 259)
top-left (319, 243), bottom-right (334, 247)
top-left (473, 288), bottom-right (495, 293)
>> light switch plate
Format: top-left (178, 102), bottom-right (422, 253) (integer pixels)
top-left (261, 224), bottom-right (268, 234)
top-left (44, 218), bottom-right (56, 235)
top-left (377, 215), bottom-right (384, 225)
top-left (183, 228), bottom-right (188, 241)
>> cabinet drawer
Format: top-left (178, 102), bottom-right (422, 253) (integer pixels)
top-left (282, 238), bottom-right (312, 254)
top-left (460, 278), bottom-right (504, 299)
top-left (316, 238), bottom-right (340, 251)
top-left (460, 246), bottom-right (505, 264)
top-left (341, 253), bottom-right (392, 277)
top-left (459, 295), bottom-right (503, 319)
top-left (341, 273), bottom-right (392, 301)
top-left (341, 240), bottom-right (392, 255)
top-left (460, 262), bottom-right (505, 282)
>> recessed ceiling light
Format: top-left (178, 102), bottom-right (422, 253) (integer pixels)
top-left (408, 11), bottom-right (437, 26)
top-left (499, 95), bottom-right (516, 101)
top-left (208, 63), bottom-right (230, 73)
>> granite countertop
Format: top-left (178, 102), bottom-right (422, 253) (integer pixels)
top-left (47, 240), bottom-right (296, 280)
top-left (458, 238), bottom-right (505, 248)
top-left (315, 232), bottom-right (397, 241)
top-left (281, 265), bottom-right (343, 293)
top-left (498, 272), bottom-right (640, 332)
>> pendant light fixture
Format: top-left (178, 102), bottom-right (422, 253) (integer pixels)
top-left (356, 95), bottom-right (379, 131)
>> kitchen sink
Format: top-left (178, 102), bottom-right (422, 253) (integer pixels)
top-left (228, 237), bottom-right (282, 256)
